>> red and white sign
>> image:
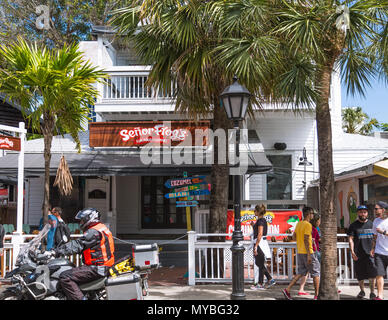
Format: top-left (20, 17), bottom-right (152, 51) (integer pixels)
top-left (119, 126), bottom-right (189, 144)
top-left (0, 135), bottom-right (21, 151)
top-left (89, 121), bottom-right (210, 147)
top-left (0, 188), bottom-right (8, 198)
top-left (226, 209), bottom-right (303, 240)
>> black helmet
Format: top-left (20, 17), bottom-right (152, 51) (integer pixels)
top-left (75, 208), bottom-right (101, 229)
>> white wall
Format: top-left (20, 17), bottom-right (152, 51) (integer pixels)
top-left (247, 114), bottom-right (317, 201)
top-left (329, 62), bottom-right (343, 136)
top-left (79, 39), bottom-right (115, 68)
top-left (248, 174), bottom-right (266, 200)
top-left (85, 177), bottom-right (109, 222)
top-left (333, 150), bottom-right (387, 173)
top-left (116, 176), bottom-right (140, 234)
top-left (78, 41), bottom-right (99, 67)
top-left (25, 177), bottom-right (44, 225)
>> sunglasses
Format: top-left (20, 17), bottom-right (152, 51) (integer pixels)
top-left (374, 207), bottom-right (382, 210)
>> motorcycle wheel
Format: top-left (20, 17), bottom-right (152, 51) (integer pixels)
top-left (0, 291), bottom-right (21, 300)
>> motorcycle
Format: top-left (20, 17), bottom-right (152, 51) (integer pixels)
top-left (0, 225), bottom-right (146, 300)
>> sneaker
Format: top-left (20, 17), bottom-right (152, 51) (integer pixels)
top-left (297, 292), bottom-right (309, 296)
top-left (282, 288), bottom-right (292, 300)
top-left (370, 292), bottom-right (377, 300)
top-left (266, 279), bottom-right (276, 288)
top-left (373, 297), bottom-right (383, 300)
top-left (313, 296), bottom-right (318, 300)
top-left (357, 290), bottom-right (366, 299)
top-left (251, 284), bottom-right (266, 290)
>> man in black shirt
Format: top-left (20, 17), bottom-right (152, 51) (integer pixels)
top-left (348, 205), bottom-right (377, 299)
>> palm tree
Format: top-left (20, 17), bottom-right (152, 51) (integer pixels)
top-left (380, 123), bottom-right (388, 132)
top-left (342, 106), bottom-right (379, 135)
top-left (109, 0), bottom-right (316, 280)
top-left (111, 0), bottom-right (387, 299)
top-left (273, 1), bottom-right (386, 300)
top-left (110, 2), bottom-right (225, 236)
top-left (110, 1), bottom-right (290, 236)
top-left (214, 0), bottom-right (387, 299)
top-left (0, 38), bottom-right (106, 225)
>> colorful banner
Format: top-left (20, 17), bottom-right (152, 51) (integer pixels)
top-left (226, 209), bottom-right (303, 240)
top-left (174, 184), bottom-right (202, 192)
top-left (176, 201), bottom-right (199, 207)
top-left (165, 188), bottom-right (210, 199)
top-left (165, 176), bottom-right (207, 188)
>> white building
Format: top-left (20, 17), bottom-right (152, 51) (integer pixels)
top-left (1, 26), bottom-right (388, 236)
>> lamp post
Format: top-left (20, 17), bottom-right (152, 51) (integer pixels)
top-left (298, 147), bottom-right (312, 201)
top-left (220, 76), bottom-right (251, 300)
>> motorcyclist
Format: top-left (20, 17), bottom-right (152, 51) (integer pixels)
top-left (55, 208), bottom-right (115, 300)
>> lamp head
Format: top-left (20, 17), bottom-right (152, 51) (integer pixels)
top-left (220, 76), bottom-right (251, 121)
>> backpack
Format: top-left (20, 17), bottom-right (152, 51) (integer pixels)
top-left (54, 221), bottom-right (71, 247)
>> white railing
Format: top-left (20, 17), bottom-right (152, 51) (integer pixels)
top-left (102, 73), bottom-right (175, 101)
top-left (187, 231), bottom-right (388, 286)
top-left (0, 234), bottom-right (83, 278)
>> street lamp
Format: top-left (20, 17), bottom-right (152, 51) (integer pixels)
top-left (220, 76), bottom-right (251, 300)
top-left (298, 147), bottom-right (312, 201)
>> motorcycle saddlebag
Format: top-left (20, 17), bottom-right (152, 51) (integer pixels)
top-left (133, 243), bottom-right (159, 270)
top-left (105, 273), bottom-right (143, 300)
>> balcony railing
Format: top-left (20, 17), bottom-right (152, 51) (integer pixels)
top-left (101, 70), bottom-right (175, 102)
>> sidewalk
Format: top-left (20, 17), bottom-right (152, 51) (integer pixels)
top-left (146, 266), bottom-right (388, 300)
top-left (146, 283), bottom-right (388, 300)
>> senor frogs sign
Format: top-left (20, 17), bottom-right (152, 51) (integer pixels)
top-left (89, 121), bottom-right (210, 147)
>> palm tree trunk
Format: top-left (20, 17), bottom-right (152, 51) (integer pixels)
top-left (316, 62), bottom-right (339, 300)
top-left (205, 94), bottom-right (232, 278)
top-left (209, 96), bottom-right (231, 236)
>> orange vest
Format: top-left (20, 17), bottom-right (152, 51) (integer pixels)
top-left (82, 223), bottom-right (115, 267)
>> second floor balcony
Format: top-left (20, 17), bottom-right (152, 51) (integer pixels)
top-left (96, 66), bottom-right (176, 114)
top-left (94, 66), bottom-right (328, 117)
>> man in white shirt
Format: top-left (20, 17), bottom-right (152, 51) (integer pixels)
top-left (371, 201), bottom-right (388, 300)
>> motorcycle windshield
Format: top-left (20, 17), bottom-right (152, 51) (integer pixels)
top-left (16, 224), bottom-right (51, 265)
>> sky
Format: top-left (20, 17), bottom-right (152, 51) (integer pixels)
top-left (341, 78), bottom-right (388, 125)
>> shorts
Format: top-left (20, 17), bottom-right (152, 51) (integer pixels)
top-left (297, 253), bottom-right (320, 278)
top-left (374, 253), bottom-right (388, 277)
top-left (354, 254), bottom-right (377, 281)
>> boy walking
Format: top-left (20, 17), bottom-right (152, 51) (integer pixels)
top-left (282, 207), bottom-right (320, 300)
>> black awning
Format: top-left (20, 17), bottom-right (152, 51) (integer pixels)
top-left (0, 150), bottom-right (272, 177)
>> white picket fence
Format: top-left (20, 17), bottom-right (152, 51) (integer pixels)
top-left (3, 232), bottom-right (387, 286)
top-left (187, 231), bottom-right (387, 286)
top-left (0, 234), bottom-right (83, 278)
